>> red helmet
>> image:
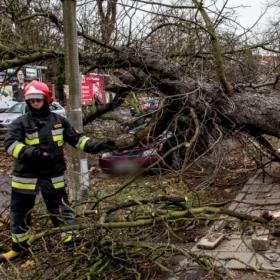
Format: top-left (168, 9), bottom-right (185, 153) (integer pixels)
top-left (24, 80), bottom-right (53, 104)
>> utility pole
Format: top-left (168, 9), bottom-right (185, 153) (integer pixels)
top-left (62, 0), bottom-right (89, 201)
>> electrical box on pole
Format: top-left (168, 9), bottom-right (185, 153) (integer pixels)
top-left (62, 0), bottom-right (89, 201)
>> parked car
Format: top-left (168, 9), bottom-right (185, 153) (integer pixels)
top-left (99, 131), bottom-right (172, 174)
top-left (0, 95), bottom-right (17, 113)
top-left (0, 102), bottom-right (66, 132)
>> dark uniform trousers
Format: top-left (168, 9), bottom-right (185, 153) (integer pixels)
top-left (11, 178), bottom-right (75, 252)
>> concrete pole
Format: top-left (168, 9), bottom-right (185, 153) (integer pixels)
top-left (62, 0), bottom-right (89, 201)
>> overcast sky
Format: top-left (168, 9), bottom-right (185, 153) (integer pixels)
top-left (209, 0), bottom-right (277, 30)
top-left (234, 0), bottom-right (271, 27)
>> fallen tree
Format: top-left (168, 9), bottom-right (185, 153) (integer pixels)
top-left (82, 49), bottom-right (280, 163)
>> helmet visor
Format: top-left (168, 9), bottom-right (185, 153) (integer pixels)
top-left (25, 93), bottom-right (45, 100)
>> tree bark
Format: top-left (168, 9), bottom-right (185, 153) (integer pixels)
top-left (86, 49), bottom-right (280, 140)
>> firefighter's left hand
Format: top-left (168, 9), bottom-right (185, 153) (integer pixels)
top-left (103, 139), bottom-right (116, 151)
top-left (86, 139), bottom-right (116, 153)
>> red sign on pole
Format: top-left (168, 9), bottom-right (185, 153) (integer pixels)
top-left (81, 74), bottom-right (105, 105)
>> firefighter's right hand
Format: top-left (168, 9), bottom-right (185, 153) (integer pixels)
top-left (22, 147), bottom-right (51, 160)
top-left (32, 149), bottom-right (51, 160)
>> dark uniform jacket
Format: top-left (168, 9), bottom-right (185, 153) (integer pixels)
top-left (4, 112), bottom-right (92, 192)
top-left (12, 83), bottom-right (27, 102)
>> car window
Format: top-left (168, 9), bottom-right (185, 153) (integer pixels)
top-left (6, 103), bottom-right (24, 113)
top-left (6, 102), bottom-right (64, 114)
top-left (50, 103), bottom-right (62, 111)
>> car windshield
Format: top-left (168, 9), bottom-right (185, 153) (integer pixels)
top-left (6, 103), bottom-right (25, 113)
top-left (5, 102), bottom-right (63, 114)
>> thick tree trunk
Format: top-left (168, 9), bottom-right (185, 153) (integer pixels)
top-left (229, 92), bottom-right (280, 138)
top-left (87, 50), bottom-right (280, 141)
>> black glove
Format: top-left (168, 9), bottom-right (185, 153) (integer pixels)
top-left (103, 140), bottom-right (116, 150)
top-left (32, 149), bottom-right (52, 160)
top-left (21, 147), bottom-right (52, 160)
top-left (85, 139), bottom-right (116, 154)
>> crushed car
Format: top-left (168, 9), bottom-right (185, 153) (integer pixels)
top-left (98, 97), bottom-right (167, 175)
top-left (99, 131), bottom-right (172, 174)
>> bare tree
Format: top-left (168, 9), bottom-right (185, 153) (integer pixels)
top-left (96, 0), bottom-right (117, 43)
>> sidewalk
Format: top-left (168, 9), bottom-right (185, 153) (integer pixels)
top-left (192, 162), bottom-right (280, 271)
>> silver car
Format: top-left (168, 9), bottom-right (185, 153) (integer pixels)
top-left (0, 102), bottom-right (66, 133)
top-left (0, 95), bottom-right (17, 113)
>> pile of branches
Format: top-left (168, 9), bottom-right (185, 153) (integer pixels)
top-left (0, 186), bottom-right (278, 280)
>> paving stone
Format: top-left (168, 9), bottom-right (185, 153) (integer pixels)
top-left (249, 209), bottom-right (264, 216)
top-left (265, 178), bottom-right (277, 184)
top-left (246, 173), bottom-right (261, 185)
top-left (197, 233), bottom-right (225, 250)
top-left (258, 184), bottom-right (272, 193)
top-left (250, 253), bottom-right (280, 270)
top-left (253, 176), bottom-right (274, 185)
top-left (241, 184), bottom-right (251, 193)
top-left (227, 233), bottom-right (242, 239)
top-left (235, 193), bottom-right (246, 201)
top-left (270, 240), bottom-right (279, 250)
top-left (216, 239), bottom-right (242, 251)
top-left (273, 193), bottom-right (280, 199)
top-left (271, 185), bottom-right (280, 193)
top-left (265, 252), bottom-right (280, 262)
top-left (251, 230), bottom-right (270, 251)
top-left (228, 202), bottom-right (239, 211)
top-left (236, 240), bottom-right (253, 252)
top-left (247, 184), bottom-right (271, 194)
top-left (236, 206), bottom-right (251, 213)
top-left (244, 193), bottom-right (258, 200)
top-left (215, 252), bottom-right (253, 269)
top-left (256, 193), bottom-right (272, 200)
top-left (243, 199), bottom-right (280, 204)
top-left (264, 205), bottom-right (280, 211)
top-left (264, 199), bottom-right (280, 204)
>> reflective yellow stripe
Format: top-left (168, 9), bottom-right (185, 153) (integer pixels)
top-left (11, 181), bottom-right (36, 190)
top-left (12, 143), bottom-right (25, 159)
top-left (79, 137), bottom-right (90, 151)
top-left (53, 181), bottom-right (65, 189)
top-left (62, 235), bottom-right (73, 243)
top-left (24, 138), bottom-right (39, 145)
top-left (12, 233), bottom-right (31, 243)
top-left (53, 135), bottom-right (64, 147)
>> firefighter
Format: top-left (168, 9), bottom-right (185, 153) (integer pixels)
top-left (1, 80), bottom-right (115, 262)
